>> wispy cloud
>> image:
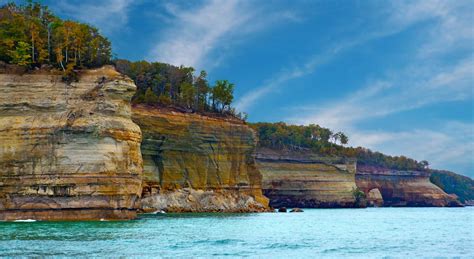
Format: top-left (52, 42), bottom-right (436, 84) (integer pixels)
top-left (233, 10), bottom-right (409, 112)
top-left (292, 57), bottom-right (473, 130)
top-left (234, 34), bottom-right (385, 112)
top-left (51, 0), bottom-right (135, 35)
top-left (290, 53), bottom-right (473, 175)
top-left (388, 0), bottom-right (473, 59)
top-left (234, 0), bottom-right (473, 175)
top-left (289, 0), bottom-right (473, 130)
top-left (150, 0), bottom-right (252, 69)
top-left (149, 0), bottom-right (301, 70)
top-left (348, 122), bottom-right (474, 175)
top-left (284, 0), bottom-right (474, 175)
top-left (235, 55), bottom-right (327, 112)
top-left (235, 0), bottom-right (473, 113)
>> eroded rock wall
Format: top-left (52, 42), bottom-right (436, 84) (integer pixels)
top-left (257, 148), bottom-right (358, 208)
top-left (356, 166), bottom-right (461, 207)
top-left (132, 106), bottom-right (269, 212)
top-left (0, 67), bottom-right (142, 220)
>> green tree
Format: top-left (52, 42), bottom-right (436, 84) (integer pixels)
top-left (430, 170), bottom-right (474, 203)
top-left (339, 133), bottom-right (349, 145)
top-left (114, 60), bottom-right (238, 116)
top-left (180, 82), bottom-right (195, 108)
top-left (194, 70), bottom-right (209, 110)
top-left (144, 87), bottom-right (158, 105)
top-left (158, 94), bottom-right (171, 106)
top-left (0, 2), bottom-right (112, 70)
top-left (8, 41), bottom-right (31, 66)
top-left (212, 80), bottom-right (234, 112)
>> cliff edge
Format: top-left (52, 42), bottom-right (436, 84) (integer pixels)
top-left (356, 165), bottom-right (461, 207)
top-left (132, 106), bottom-right (269, 212)
top-left (0, 67), bottom-right (143, 220)
top-left (257, 148), bottom-right (360, 208)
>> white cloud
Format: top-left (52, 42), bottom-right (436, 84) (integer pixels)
top-left (292, 57), bottom-right (473, 130)
top-left (235, 40), bottom-right (364, 112)
top-left (235, 55), bottom-right (325, 111)
top-left (388, 0), bottom-right (473, 59)
top-left (235, 0), bottom-right (473, 114)
top-left (150, 0), bottom-right (252, 69)
top-left (52, 0), bottom-right (134, 35)
top-left (149, 0), bottom-right (301, 70)
top-left (234, 0), bottom-right (474, 175)
top-left (349, 122), bottom-right (474, 175)
top-left (287, 0), bottom-right (473, 131)
top-left (284, 0), bottom-right (474, 175)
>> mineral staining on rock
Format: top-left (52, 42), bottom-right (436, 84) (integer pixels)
top-left (258, 146), bottom-right (461, 208)
top-left (356, 165), bottom-right (461, 207)
top-left (0, 66), bottom-right (463, 221)
top-left (0, 67), bottom-right (143, 220)
top-left (132, 106), bottom-right (269, 212)
top-left (257, 148), bottom-right (359, 208)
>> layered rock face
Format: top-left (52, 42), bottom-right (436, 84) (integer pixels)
top-left (356, 166), bottom-right (461, 207)
top-left (0, 67), bottom-right (143, 220)
top-left (132, 106), bottom-right (269, 212)
top-left (257, 148), bottom-right (358, 208)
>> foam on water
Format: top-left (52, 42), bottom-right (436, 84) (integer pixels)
top-left (12, 219), bottom-right (37, 222)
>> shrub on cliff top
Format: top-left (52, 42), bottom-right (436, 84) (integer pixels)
top-left (114, 59), bottom-right (241, 118)
top-left (250, 122), bottom-right (427, 171)
top-left (1, 1), bottom-right (242, 117)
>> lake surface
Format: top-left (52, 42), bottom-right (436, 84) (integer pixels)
top-left (1, 207), bottom-right (473, 258)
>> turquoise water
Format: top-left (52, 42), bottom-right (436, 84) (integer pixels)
top-left (1, 207), bottom-right (473, 257)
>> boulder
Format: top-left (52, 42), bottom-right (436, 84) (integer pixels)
top-left (290, 208), bottom-right (304, 212)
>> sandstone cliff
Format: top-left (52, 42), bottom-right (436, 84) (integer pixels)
top-left (0, 67), bottom-right (143, 220)
top-left (356, 165), bottom-right (461, 207)
top-left (132, 106), bottom-right (269, 212)
top-left (257, 148), bottom-right (359, 208)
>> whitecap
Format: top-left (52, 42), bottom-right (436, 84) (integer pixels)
top-left (14, 219), bottom-right (37, 222)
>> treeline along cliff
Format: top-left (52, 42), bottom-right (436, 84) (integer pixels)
top-left (0, 1), bottom-right (472, 221)
top-left (0, 65), bottom-right (270, 220)
top-left (250, 122), bottom-right (466, 207)
top-left (1, 64), bottom-right (471, 221)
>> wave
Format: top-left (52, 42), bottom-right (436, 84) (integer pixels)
top-left (13, 219), bottom-right (37, 222)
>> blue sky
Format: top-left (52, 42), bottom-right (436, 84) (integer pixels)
top-left (6, 0), bottom-right (473, 177)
